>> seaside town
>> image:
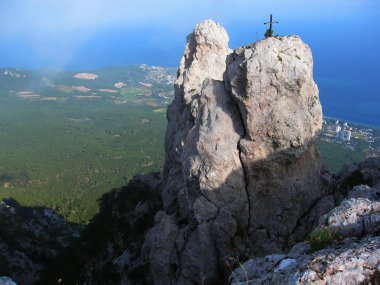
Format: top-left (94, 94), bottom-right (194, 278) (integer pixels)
top-left (319, 118), bottom-right (380, 158)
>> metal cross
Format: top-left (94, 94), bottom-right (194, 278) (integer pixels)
top-left (264, 14), bottom-right (278, 37)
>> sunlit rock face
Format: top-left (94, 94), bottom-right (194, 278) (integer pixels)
top-left (161, 19), bottom-right (240, 217)
top-left (226, 35), bottom-right (325, 254)
top-left (144, 19), bottom-right (326, 284)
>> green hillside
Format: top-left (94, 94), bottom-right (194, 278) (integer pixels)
top-left (0, 66), bottom-right (378, 224)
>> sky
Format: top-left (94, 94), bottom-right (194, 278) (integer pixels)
top-left (0, 0), bottom-right (379, 125)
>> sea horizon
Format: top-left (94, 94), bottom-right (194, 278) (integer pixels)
top-left (316, 76), bottom-right (379, 129)
top-left (323, 115), bottom-right (379, 130)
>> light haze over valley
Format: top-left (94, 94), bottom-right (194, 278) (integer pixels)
top-left (0, 0), bottom-right (379, 221)
top-left (1, 0), bottom-right (379, 126)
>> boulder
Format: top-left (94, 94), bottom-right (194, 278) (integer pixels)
top-left (320, 184), bottom-right (380, 238)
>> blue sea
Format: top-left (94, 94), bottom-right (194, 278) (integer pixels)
top-left (316, 77), bottom-right (379, 128)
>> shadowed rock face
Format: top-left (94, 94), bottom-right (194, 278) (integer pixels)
top-left (0, 199), bottom-right (81, 284)
top-left (226, 36), bottom-right (325, 254)
top-left (230, 159), bottom-right (380, 285)
top-left (144, 19), bottom-right (327, 284)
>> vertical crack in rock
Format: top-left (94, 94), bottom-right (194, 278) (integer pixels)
top-left (226, 36), bottom-right (326, 255)
top-left (238, 137), bottom-right (251, 234)
top-left (145, 20), bottom-right (328, 284)
top-left (233, 98), bottom-right (252, 233)
top-left (145, 19), bottom-right (243, 284)
top-left (225, 52), bottom-right (252, 238)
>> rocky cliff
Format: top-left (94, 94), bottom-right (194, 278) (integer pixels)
top-left (230, 158), bottom-right (380, 285)
top-left (143, 19), bottom-right (327, 284)
top-left (3, 20), bottom-right (379, 285)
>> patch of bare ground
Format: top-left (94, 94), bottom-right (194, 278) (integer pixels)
top-left (112, 100), bottom-right (128, 104)
top-left (74, 95), bottom-right (101, 99)
top-left (72, 85), bottom-right (91, 92)
top-left (40, 97), bottom-right (58, 101)
top-left (114, 82), bottom-right (126, 88)
top-left (73, 73), bottom-right (98, 80)
top-left (99, 89), bottom-right (118, 93)
top-left (138, 82), bottom-right (153, 88)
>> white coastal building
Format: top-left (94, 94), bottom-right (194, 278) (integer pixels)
top-left (335, 121), bottom-right (352, 142)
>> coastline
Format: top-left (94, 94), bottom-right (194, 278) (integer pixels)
top-left (323, 115), bottom-right (380, 130)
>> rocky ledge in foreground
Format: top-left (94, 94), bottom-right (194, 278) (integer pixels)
top-left (231, 160), bottom-right (380, 284)
top-left (231, 236), bottom-right (380, 285)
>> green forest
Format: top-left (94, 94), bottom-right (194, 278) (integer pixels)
top-left (0, 91), bottom-right (166, 223)
top-left (0, 66), bottom-right (377, 224)
top-left (0, 66), bottom-right (173, 223)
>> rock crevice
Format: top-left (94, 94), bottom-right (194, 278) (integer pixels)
top-left (145, 19), bottom-right (327, 283)
top-left (230, 160), bottom-right (380, 285)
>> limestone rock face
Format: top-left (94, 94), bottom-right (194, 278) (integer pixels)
top-left (230, 236), bottom-right (380, 285)
top-left (145, 20), bottom-right (326, 284)
top-left (226, 36), bottom-right (325, 254)
top-left (230, 176), bottom-right (380, 285)
top-left (175, 19), bottom-right (230, 104)
top-left (320, 184), bottom-right (380, 238)
top-left (147, 19), bottom-right (248, 284)
top-left (162, 19), bottom-right (234, 213)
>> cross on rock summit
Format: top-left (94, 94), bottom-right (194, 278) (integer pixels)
top-left (264, 14), bottom-right (278, 38)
